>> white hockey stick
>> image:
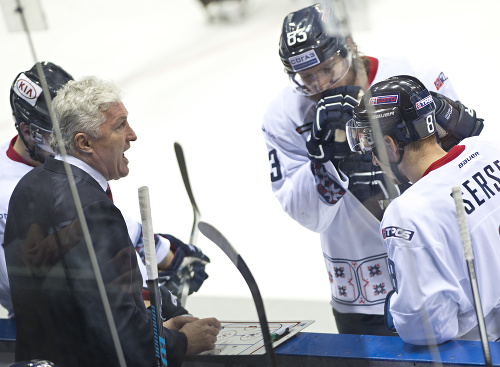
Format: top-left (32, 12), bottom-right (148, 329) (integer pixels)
top-left (139, 186), bottom-right (167, 367)
top-left (452, 186), bottom-right (492, 367)
top-left (198, 221), bottom-right (278, 367)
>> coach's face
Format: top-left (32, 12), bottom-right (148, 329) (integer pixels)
top-left (91, 102), bottom-right (137, 180)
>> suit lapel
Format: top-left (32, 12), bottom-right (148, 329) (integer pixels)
top-left (44, 156), bottom-right (103, 193)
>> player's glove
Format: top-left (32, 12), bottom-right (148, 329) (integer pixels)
top-left (431, 91), bottom-right (484, 151)
top-left (157, 234), bottom-right (210, 298)
top-left (306, 85), bottom-right (363, 163)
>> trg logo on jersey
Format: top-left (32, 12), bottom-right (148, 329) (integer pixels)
top-left (381, 226), bottom-right (415, 241)
top-left (369, 95), bottom-right (398, 106)
top-left (13, 73), bottom-right (43, 107)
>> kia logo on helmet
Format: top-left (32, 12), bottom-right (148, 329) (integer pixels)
top-left (16, 78), bottom-right (39, 100)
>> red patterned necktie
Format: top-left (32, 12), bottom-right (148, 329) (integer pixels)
top-left (106, 183), bottom-right (113, 202)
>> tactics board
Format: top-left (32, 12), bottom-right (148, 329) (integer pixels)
top-left (199, 320), bottom-right (314, 356)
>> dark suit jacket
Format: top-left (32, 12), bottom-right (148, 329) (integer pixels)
top-left (4, 156), bottom-right (187, 367)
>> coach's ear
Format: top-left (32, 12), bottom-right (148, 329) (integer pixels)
top-left (74, 132), bottom-right (93, 154)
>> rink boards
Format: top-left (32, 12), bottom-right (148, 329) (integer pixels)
top-left (185, 332), bottom-right (499, 367)
top-left (0, 319), bottom-right (498, 367)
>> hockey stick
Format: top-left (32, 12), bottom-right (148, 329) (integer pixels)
top-left (198, 221), bottom-right (278, 367)
top-left (174, 142), bottom-right (201, 306)
top-left (174, 142), bottom-right (201, 244)
top-left (139, 186), bottom-right (167, 367)
top-left (452, 187), bottom-right (492, 367)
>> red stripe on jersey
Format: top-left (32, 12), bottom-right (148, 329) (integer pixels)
top-left (422, 145), bottom-right (465, 177)
top-left (366, 57), bottom-right (379, 88)
top-left (6, 136), bottom-right (36, 167)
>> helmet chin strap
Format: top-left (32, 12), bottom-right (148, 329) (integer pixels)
top-left (390, 142), bottom-right (410, 185)
top-left (16, 126), bottom-right (48, 164)
top-left (30, 143), bottom-right (49, 164)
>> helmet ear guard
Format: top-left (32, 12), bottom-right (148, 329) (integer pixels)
top-left (338, 44), bottom-right (348, 59)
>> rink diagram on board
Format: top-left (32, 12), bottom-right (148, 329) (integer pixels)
top-left (199, 320), bottom-right (314, 356)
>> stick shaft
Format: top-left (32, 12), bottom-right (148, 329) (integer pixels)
top-left (147, 278), bottom-right (168, 367)
top-left (139, 186), bottom-right (167, 367)
top-left (198, 222), bottom-right (277, 367)
top-left (174, 143), bottom-right (201, 306)
top-left (452, 186), bottom-right (492, 366)
top-left (139, 186), bottom-right (158, 280)
top-left (237, 257), bottom-right (277, 366)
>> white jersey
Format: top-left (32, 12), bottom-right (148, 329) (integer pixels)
top-left (0, 137), bottom-right (170, 316)
top-left (124, 214), bottom-right (170, 287)
top-left (262, 55), bottom-right (458, 314)
top-left (381, 136), bottom-right (500, 345)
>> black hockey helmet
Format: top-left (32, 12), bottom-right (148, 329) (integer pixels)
top-left (11, 62), bottom-right (73, 131)
top-left (346, 75), bottom-right (437, 155)
top-left (279, 3), bottom-right (351, 95)
top-left (10, 62), bottom-right (73, 162)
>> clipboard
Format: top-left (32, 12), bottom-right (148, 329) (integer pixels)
top-left (199, 320), bottom-right (314, 356)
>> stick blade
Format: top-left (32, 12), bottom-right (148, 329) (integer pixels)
top-left (197, 221), bottom-right (277, 366)
top-left (174, 142), bottom-right (200, 216)
top-left (198, 221), bottom-right (238, 265)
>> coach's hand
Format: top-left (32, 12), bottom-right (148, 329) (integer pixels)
top-left (164, 315), bottom-right (199, 330)
top-left (307, 85), bottom-right (362, 163)
top-left (179, 317), bottom-right (221, 355)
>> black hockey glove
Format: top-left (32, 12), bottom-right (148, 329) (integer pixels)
top-left (157, 234), bottom-right (210, 298)
top-left (143, 285), bottom-right (190, 321)
top-left (431, 91), bottom-right (484, 151)
top-left (306, 85), bottom-right (363, 163)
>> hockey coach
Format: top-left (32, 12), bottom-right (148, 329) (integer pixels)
top-left (4, 76), bottom-right (220, 366)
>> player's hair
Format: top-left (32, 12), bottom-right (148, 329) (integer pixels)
top-left (51, 76), bottom-right (122, 154)
top-left (404, 134), bottom-right (437, 154)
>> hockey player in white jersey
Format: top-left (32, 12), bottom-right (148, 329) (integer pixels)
top-left (1, 62), bottom-right (209, 318)
top-left (262, 3), bottom-right (484, 335)
top-left (347, 74), bottom-right (500, 344)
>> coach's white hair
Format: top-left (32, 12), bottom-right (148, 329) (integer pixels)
top-left (50, 76), bottom-right (122, 154)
